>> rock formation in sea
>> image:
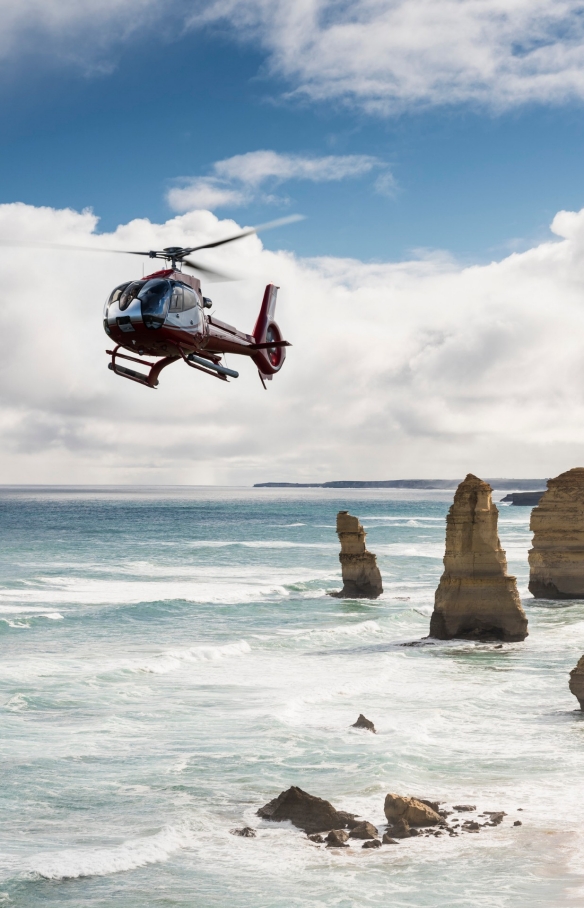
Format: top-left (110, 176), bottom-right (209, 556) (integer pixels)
top-left (569, 655), bottom-right (584, 709)
top-left (349, 821), bottom-right (378, 840)
top-left (429, 474), bottom-right (528, 641)
top-left (351, 713), bottom-right (376, 733)
top-left (528, 468), bottom-right (584, 599)
top-left (384, 794), bottom-right (442, 828)
top-left (257, 786), bottom-right (355, 834)
top-left (330, 511), bottom-right (383, 599)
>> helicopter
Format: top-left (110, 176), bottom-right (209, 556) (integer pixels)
top-left (102, 216), bottom-right (296, 389)
top-left (5, 215), bottom-right (297, 390)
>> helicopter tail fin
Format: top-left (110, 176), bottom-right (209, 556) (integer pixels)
top-left (251, 284), bottom-right (289, 384)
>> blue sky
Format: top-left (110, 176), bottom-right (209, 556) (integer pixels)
top-left (2, 1), bottom-right (584, 264)
top-left (3, 1), bottom-right (584, 484)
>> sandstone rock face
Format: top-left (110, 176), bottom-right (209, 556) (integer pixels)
top-left (257, 787), bottom-right (349, 834)
top-left (429, 474), bottom-right (528, 642)
top-left (384, 794), bottom-right (442, 827)
top-left (569, 655), bottom-right (584, 709)
top-left (331, 511), bottom-right (383, 599)
top-left (529, 469), bottom-right (584, 599)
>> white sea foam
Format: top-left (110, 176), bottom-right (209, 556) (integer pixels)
top-left (29, 825), bottom-right (196, 880)
top-left (132, 640), bottom-right (251, 674)
top-left (279, 620), bottom-right (381, 642)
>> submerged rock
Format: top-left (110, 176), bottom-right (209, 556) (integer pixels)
top-left (453, 804), bottom-right (476, 812)
top-left (349, 821), bottom-right (378, 840)
top-left (384, 793), bottom-right (442, 827)
top-left (351, 714), bottom-right (376, 733)
top-left (257, 786), bottom-right (349, 834)
top-left (569, 655), bottom-right (584, 709)
top-left (330, 511), bottom-right (383, 599)
top-left (230, 827), bottom-right (256, 837)
top-left (429, 474), bottom-right (528, 641)
top-left (529, 469), bottom-right (584, 599)
top-left (362, 839), bottom-right (382, 849)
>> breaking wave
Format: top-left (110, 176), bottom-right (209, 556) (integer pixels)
top-left (29, 825), bottom-right (196, 880)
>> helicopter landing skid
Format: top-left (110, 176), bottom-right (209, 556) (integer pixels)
top-left (107, 347), bottom-right (180, 388)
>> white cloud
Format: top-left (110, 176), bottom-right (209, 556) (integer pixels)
top-left (0, 0), bottom-right (166, 68)
top-left (167, 150), bottom-right (383, 212)
top-left (189, 0), bottom-right (584, 112)
top-left (213, 150), bottom-right (378, 185)
top-left (2, 201), bottom-right (584, 483)
top-left (4, 1), bottom-right (584, 112)
top-left (167, 182), bottom-right (247, 212)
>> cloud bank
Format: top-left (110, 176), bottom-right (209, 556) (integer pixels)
top-left (167, 150), bottom-right (384, 212)
top-left (1, 201), bottom-right (584, 483)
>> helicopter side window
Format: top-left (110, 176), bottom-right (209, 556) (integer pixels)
top-left (139, 279), bottom-right (172, 329)
top-left (170, 285), bottom-right (184, 312)
top-left (182, 286), bottom-right (199, 311)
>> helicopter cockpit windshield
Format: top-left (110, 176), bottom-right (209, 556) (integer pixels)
top-left (139, 279), bottom-right (172, 329)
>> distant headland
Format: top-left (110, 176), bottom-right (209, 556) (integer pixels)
top-left (253, 479), bottom-right (547, 490)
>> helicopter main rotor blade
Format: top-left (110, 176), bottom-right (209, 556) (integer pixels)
top-left (0, 240), bottom-right (154, 256)
top-left (182, 214), bottom-right (304, 255)
top-left (182, 259), bottom-right (237, 282)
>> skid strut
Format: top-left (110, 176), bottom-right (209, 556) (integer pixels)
top-left (107, 347), bottom-right (179, 388)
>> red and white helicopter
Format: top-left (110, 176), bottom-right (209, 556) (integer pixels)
top-left (8, 215), bottom-right (297, 389)
top-left (102, 216), bottom-right (296, 389)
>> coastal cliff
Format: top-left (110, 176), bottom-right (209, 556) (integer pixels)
top-left (430, 474), bottom-right (528, 641)
top-left (529, 468), bottom-right (584, 599)
top-left (569, 656), bottom-right (584, 709)
top-left (331, 511), bottom-right (383, 599)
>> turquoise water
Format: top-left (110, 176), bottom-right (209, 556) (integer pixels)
top-left (1, 486), bottom-right (584, 907)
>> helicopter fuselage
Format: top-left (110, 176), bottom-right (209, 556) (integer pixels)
top-left (103, 269), bottom-right (288, 388)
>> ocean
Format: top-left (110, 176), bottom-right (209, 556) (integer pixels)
top-left (1, 486), bottom-right (583, 907)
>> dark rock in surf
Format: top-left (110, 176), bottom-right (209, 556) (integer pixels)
top-left (230, 826), bottom-right (256, 837)
top-left (336, 811), bottom-right (359, 829)
top-left (385, 818), bottom-right (411, 839)
top-left (485, 811), bottom-right (505, 826)
top-left (308, 834), bottom-right (324, 843)
top-left (257, 786), bottom-right (349, 834)
top-left (382, 833), bottom-right (399, 844)
top-left (453, 804), bottom-right (476, 812)
top-left (349, 821), bottom-right (378, 840)
top-left (415, 798), bottom-right (441, 813)
top-left (326, 829), bottom-right (349, 847)
top-left (362, 839), bottom-right (382, 849)
top-left (352, 713), bottom-right (376, 733)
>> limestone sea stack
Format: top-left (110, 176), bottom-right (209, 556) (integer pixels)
top-left (331, 511), bottom-right (383, 599)
top-left (429, 474), bottom-right (528, 641)
top-left (529, 468), bottom-right (584, 599)
top-left (569, 656), bottom-right (584, 709)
